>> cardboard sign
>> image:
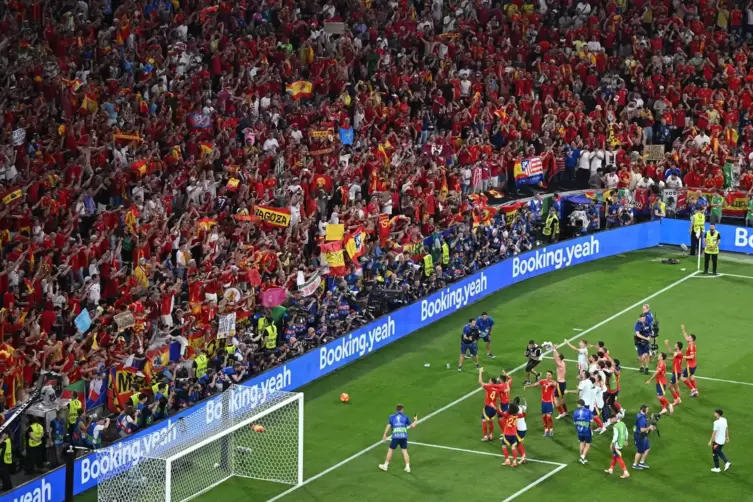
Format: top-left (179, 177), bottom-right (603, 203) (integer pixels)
top-left (324, 22), bottom-right (346, 35)
top-left (644, 145), bottom-right (665, 162)
top-left (114, 311), bottom-right (135, 330)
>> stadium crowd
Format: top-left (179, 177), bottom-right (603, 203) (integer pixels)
top-left (2, 0), bottom-right (753, 453)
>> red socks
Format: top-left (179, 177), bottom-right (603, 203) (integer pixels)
top-left (683, 379), bottom-right (694, 390)
top-left (593, 416), bottom-right (603, 428)
top-left (562, 404), bottom-right (568, 413)
top-left (690, 380), bottom-right (698, 391)
top-left (482, 422), bottom-right (488, 436)
top-left (659, 396), bottom-right (670, 410)
top-left (556, 405), bottom-right (563, 414)
top-left (542, 416), bottom-right (548, 428)
top-left (610, 457), bottom-right (627, 470)
top-left (671, 391), bottom-right (680, 401)
top-left (518, 443), bottom-right (526, 456)
top-left (502, 446), bottom-right (509, 459)
top-left (613, 401), bottom-right (622, 411)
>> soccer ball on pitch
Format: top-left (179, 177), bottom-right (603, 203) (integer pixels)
top-left (251, 424), bottom-right (265, 433)
top-left (340, 393), bottom-right (350, 403)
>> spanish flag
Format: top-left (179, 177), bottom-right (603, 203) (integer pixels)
top-left (320, 241), bottom-right (347, 276)
top-left (344, 227), bottom-right (367, 263)
top-left (200, 141), bottom-right (215, 158)
top-left (79, 94), bottom-right (99, 114)
top-left (440, 171), bottom-right (449, 200)
top-left (125, 206), bottom-right (139, 234)
top-left (226, 178), bottom-right (240, 191)
top-left (198, 217), bottom-right (217, 231)
top-left (164, 145), bottom-right (181, 165)
top-left (286, 80), bottom-right (313, 100)
top-left (311, 173), bottom-right (333, 192)
top-left (131, 159), bottom-right (148, 176)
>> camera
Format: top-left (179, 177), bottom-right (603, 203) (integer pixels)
top-left (649, 413), bottom-right (662, 437)
top-left (649, 317), bottom-right (660, 356)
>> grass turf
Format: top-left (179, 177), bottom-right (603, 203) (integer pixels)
top-left (82, 249), bottom-right (753, 502)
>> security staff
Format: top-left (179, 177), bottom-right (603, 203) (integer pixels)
top-left (24, 417), bottom-right (45, 475)
top-left (67, 392), bottom-right (83, 436)
top-left (542, 207), bottom-right (560, 244)
top-left (651, 199), bottom-right (666, 221)
top-left (422, 250), bottom-right (433, 277)
top-left (689, 207), bottom-right (705, 256)
top-left (194, 349), bottom-right (209, 378)
top-left (0, 432), bottom-right (11, 491)
top-left (264, 322), bottom-right (279, 351)
top-left (441, 240), bottom-right (450, 267)
top-left (704, 223), bottom-right (721, 275)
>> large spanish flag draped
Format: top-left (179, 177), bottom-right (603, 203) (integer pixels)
top-left (320, 241), bottom-right (347, 276)
top-left (344, 227), bottom-right (367, 263)
top-left (253, 205), bottom-right (291, 227)
top-left (286, 80), bottom-right (313, 100)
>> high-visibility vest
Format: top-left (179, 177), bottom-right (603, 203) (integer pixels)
top-left (441, 242), bottom-right (450, 265)
top-left (28, 423), bottom-right (43, 448)
top-left (423, 254), bottom-right (433, 277)
top-left (2, 437), bottom-right (11, 464)
top-left (226, 344), bottom-right (236, 355)
top-left (693, 212), bottom-right (705, 233)
top-left (68, 399), bottom-right (82, 424)
top-left (195, 354), bottom-right (208, 378)
top-left (130, 392), bottom-right (141, 407)
top-left (265, 325), bottom-right (278, 350)
top-left (705, 231), bottom-right (720, 254)
top-left (543, 213), bottom-right (559, 236)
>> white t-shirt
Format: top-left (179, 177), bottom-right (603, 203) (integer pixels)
top-left (578, 379), bottom-right (594, 407)
top-left (713, 417), bottom-right (728, 445)
top-left (517, 409), bottom-right (527, 431)
top-left (577, 348), bottom-right (588, 371)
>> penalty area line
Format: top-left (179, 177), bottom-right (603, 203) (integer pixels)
top-left (543, 357), bottom-right (753, 387)
top-left (501, 464), bottom-right (569, 502)
top-left (409, 441), bottom-right (566, 467)
top-left (265, 271), bottom-right (698, 502)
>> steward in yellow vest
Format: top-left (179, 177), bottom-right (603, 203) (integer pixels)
top-left (264, 324), bottom-right (278, 350)
top-left (689, 208), bottom-right (705, 256)
top-left (194, 352), bottom-right (208, 378)
top-left (703, 224), bottom-right (721, 275)
top-left (0, 433), bottom-right (11, 489)
top-left (423, 253), bottom-right (434, 277)
top-left (441, 241), bottom-right (450, 265)
top-left (542, 207), bottom-right (560, 243)
top-left (25, 417), bottom-right (45, 474)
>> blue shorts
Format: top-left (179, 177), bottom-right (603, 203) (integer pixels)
top-left (634, 436), bottom-right (650, 454)
top-left (556, 382), bottom-right (566, 398)
top-left (517, 430), bottom-right (526, 440)
top-left (670, 372), bottom-right (679, 385)
top-left (578, 433), bottom-right (592, 444)
top-left (636, 344), bottom-right (650, 356)
top-left (482, 406), bottom-right (497, 420)
top-left (655, 383), bottom-right (665, 397)
top-left (602, 406), bottom-right (611, 421)
top-left (503, 434), bottom-right (519, 446)
top-left (541, 402), bottom-right (553, 415)
top-left (612, 447), bottom-right (623, 458)
top-left (461, 342), bottom-right (478, 356)
top-left (499, 403), bottom-right (509, 413)
top-left (682, 367), bottom-right (697, 378)
top-left (479, 332), bottom-right (490, 343)
top-left (389, 437), bottom-right (408, 450)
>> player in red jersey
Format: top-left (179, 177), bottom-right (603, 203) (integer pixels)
top-left (664, 339), bottom-right (684, 406)
top-left (524, 370), bottom-right (557, 437)
top-left (495, 371), bottom-right (512, 434)
top-left (681, 324), bottom-right (699, 397)
top-left (500, 402), bottom-right (522, 467)
top-left (478, 368), bottom-right (502, 441)
top-left (645, 353), bottom-right (674, 415)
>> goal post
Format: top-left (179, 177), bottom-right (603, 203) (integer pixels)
top-left (96, 387), bottom-right (304, 502)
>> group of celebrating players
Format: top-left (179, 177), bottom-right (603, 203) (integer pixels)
top-left (476, 303), bottom-right (700, 477)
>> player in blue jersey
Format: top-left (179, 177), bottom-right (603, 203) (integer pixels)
top-left (379, 404), bottom-right (418, 473)
top-left (458, 318), bottom-right (480, 371)
top-left (573, 399), bottom-right (593, 464)
top-left (476, 312), bottom-right (495, 358)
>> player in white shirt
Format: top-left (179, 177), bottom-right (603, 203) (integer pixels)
top-left (709, 409), bottom-right (731, 472)
top-left (591, 375), bottom-right (607, 434)
top-left (564, 339), bottom-right (590, 374)
top-left (516, 402), bottom-right (528, 464)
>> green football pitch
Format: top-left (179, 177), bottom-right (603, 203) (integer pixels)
top-left (82, 248), bottom-right (753, 502)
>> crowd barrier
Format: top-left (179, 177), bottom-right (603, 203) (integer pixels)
top-left (4, 218), bottom-right (751, 502)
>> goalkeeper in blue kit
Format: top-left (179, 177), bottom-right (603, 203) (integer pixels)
top-left (476, 312), bottom-right (495, 358)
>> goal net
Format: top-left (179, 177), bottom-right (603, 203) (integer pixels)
top-left (96, 387), bottom-right (303, 502)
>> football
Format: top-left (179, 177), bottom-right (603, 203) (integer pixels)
top-left (340, 393), bottom-right (350, 403)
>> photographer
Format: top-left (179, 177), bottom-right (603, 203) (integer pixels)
top-left (633, 404), bottom-right (656, 470)
top-left (633, 314), bottom-right (652, 374)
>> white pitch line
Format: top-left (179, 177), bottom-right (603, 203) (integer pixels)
top-left (500, 465), bottom-right (569, 502)
top-left (719, 272), bottom-right (753, 280)
top-left (266, 271), bottom-right (698, 502)
top-left (691, 272), bottom-right (753, 280)
top-left (544, 357), bottom-right (753, 387)
top-left (572, 328), bottom-right (583, 331)
top-left (409, 441), bottom-right (566, 467)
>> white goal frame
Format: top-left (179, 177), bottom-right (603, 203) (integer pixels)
top-left (96, 388), bottom-right (304, 502)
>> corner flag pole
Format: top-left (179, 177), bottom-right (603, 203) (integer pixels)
top-left (696, 231), bottom-right (702, 272)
